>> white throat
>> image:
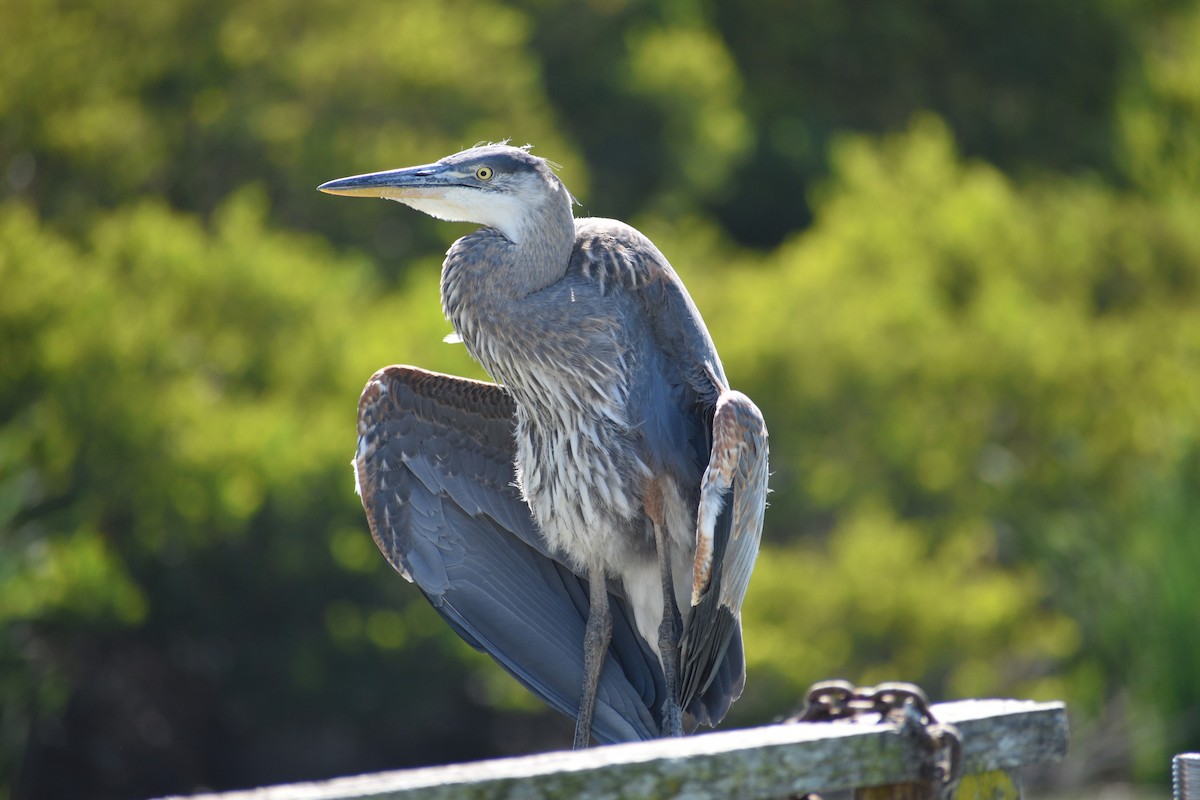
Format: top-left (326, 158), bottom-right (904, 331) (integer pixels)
top-left (394, 188), bottom-right (531, 244)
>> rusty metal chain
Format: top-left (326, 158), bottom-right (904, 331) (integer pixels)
top-left (789, 680), bottom-right (963, 800)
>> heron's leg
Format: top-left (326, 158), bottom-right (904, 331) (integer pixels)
top-left (643, 479), bottom-right (684, 737)
top-left (574, 564), bottom-right (612, 750)
top-left (652, 517), bottom-right (685, 737)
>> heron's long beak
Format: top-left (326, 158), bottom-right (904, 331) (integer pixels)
top-left (317, 163), bottom-right (450, 200)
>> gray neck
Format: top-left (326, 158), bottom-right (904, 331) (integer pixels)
top-left (440, 184), bottom-right (576, 358)
top-left (503, 188), bottom-right (576, 296)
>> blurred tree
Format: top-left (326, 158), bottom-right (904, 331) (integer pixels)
top-left (1117, 2), bottom-right (1200, 195)
top-left (0, 0), bottom-right (579, 269)
top-left (0, 194), bottom-right (509, 798)
top-left (674, 117), bottom-right (1200, 778)
top-left (709, 0), bottom-right (1153, 246)
top-left (529, 2), bottom-right (752, 218)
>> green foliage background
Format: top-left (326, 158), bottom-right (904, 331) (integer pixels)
top-left (2, 0), bottom-right (1198, 797)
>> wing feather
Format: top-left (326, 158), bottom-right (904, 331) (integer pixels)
top-left (355, 365), bottom-right (666, 743)
top-left (681, 391), bottom-right (768, 714)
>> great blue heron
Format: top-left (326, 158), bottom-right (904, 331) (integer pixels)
top-left (319, 144), bottom-right (768, 748)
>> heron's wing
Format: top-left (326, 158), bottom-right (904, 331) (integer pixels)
top-left (679, 389), bottom-right (768, 724)
top-left (570, 220), bottom-right (770, 726)
top-left (355, 365), bottom-right (666, 743)
top-left (573, 219), bottom-right (729, 393)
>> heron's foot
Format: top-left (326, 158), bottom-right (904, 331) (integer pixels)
top-left (655, 645), bottom-right (685, 737)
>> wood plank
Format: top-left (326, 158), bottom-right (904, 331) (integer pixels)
top-left (156, 699), bottom-right (1066, 800)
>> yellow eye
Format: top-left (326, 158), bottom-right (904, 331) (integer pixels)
top-left (475, 166), bottom-right (494, 181)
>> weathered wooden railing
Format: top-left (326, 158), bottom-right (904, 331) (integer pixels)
top-left (157, 699), bottom-right (1068, 800)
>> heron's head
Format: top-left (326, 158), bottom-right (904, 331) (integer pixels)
top-left (318, 144), bottom-right (571, 244)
